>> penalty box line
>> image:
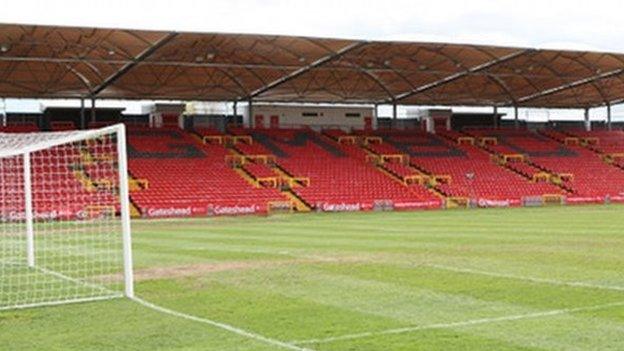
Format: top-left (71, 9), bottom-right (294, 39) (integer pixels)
top-left (292, 300), bottom-right (624, 345)
top-left (131, 297), bottom-right (315, 351)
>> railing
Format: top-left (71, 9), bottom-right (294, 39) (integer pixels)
top-left (532, 172), bottom-right (551, 182)
top-left (580, 137), bottom-right (599, 146)
top-left (337, 136), bottom-right (357, 144)
top-left (457, 136), bottom-right (475, 145)
top-left (478, 137), bottom-right (498, 146)
top-left (602, 153), bottom-right (624, 164)
top-left (564, 137), bottom-right (579, 145)
top-left (225, 154), bottom-right (276, 166)
top-left (362, 136), bottom-right (383, 145)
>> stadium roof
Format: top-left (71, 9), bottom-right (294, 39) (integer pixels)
top-left (2, 23), bottom-right (624, 109)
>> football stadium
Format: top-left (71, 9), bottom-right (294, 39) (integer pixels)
top-left (2, 12), bottom-right (624, 351)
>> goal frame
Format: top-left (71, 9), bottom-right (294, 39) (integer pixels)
top-left (0, 123), bottom-right (134, 310)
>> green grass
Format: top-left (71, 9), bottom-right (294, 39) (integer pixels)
top-left (2, 205), bottom-right (624, 350)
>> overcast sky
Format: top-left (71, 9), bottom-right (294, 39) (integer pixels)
top-left (2, 0), bottom-right (624, 119)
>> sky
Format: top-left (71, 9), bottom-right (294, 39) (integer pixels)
top-left (1, 0), bottom-right (624, 120)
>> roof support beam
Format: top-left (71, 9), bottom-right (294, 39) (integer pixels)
top-left (517, 68), bottom-right (624, 105)
top-left (358, 69), bottom-right (396, 102)
top-left (90, 32), bottom-right (178, 97)
top-left (562, 54), bottom-right (609, 104)
top-left (392, 49), bottom-right (530, 103)
top-left (598, 97), bottom-right (624, 108)
top-left (246, 41), bottom-right (368, 100)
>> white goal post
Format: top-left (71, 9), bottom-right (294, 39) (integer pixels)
top-left (0, 124), bottom-right (134, 311)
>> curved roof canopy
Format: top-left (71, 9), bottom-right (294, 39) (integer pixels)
top-left (1, 23), bottom-right (624, 108)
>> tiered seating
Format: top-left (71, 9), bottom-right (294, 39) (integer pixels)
top-left (373, 130), bottom-right (561, 206)
top-left (88, 121), bottom-right (116, 129)
top-left (366, 142), bottom-right (403, 155)
top-left (50, 121), bottom-right (76, 131)
top-left (10, 147), bottom-right (118, 220)
top-left (472, 128), bottom-right (624, 203)
top-left (383, 162), bottom-right (418, 179)
top-left (0, 123), bottom-right (40, 133)
top-left (194, 127), bottom-right (225, 144)
top-left (6, 121), bottom-right (624, 218)
top-left (126, 127), bottom-right (285, 217)
top-left (243, 162), bottom-right (276, 179)
top-left (235, 142), bottom-right (271, 155)
top-left (233, 128), bottom-right (442, 211)
top-left (322, 128), bottom-right (348, 140)
top-left (194, 126), bottom-right (223, 136)
top-left (435, 129), bottom-right (470, 143)
top-left (563, 129), bottom-right (624, 154)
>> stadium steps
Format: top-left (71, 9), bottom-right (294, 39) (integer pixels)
top-left (465, 132), bottom-right (575, 194)
top-left (129, 201), bottom-right (142, 218)
top-left (375, 164), bottom-right (403, 182)
top-left (224, 141), bottom-right (264, 188)
top-left (536, 129), bottom-right (624, 193)
top-left (556, 130), bottom-right (624, 174)
top-left (526, 161), bottom-right (576, 193)
top-left (232, 167), bottom-right (260, 188)
top-left (189, 132), bottom-right (208, 145)
top-left (376, 164), bottom-right (447, 202)
top-left (281, 190), bottom-right (312, 212)
top-left (272, 162), bottom-right (295, 178)
top-left (349, 139), bottom-right (448, 204)
top-left (72, 168), bottom-right (97, 192)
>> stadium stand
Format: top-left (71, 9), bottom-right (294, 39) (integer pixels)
top-left (126, 127), bottom-right (286, 217)
top-left (0, 123), bottom-right (40, 133)
top-left (50, 121), bottom-right (77, 131)
top-left (0, 141), bottom-right (119, 221)
top-left (2, 123), bottom-right (623, 216)
top-left (467, 128), bottom-right (624, 204)
top-left (360, 129), bottom-right (563, 207)
top-left (231, 127), bottom-right (443, 211)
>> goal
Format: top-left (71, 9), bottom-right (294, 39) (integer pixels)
top-left (0, 124), bottom-right (134, 311)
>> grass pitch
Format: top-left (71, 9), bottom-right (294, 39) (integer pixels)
top-left (2, 205), bottom-right (624, 350)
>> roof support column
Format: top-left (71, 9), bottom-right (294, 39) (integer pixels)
top-left (493, 106), bottom-right (499, 129)
top-left (373, 104), bottom-right (379, 131)
top-left (233, 101), bottom-right (238, 127)
top-left (392, 101), bottom-right (398, 128)
top-left (247, 99), bottom-right (253, 129)
top-left (1, 97), bottom-right (6, 127)
top-left (90, 98), bottom-right (96, 127)
top-left (584, 108), bottom-right (591, 132)
top-left (607, 103), bottom-right (612, 131)
top-left (80, 98), bottom-right (85, 130)
top-left (514, 106), bottom-right (519, 130)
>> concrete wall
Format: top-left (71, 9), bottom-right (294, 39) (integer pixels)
top-left (249, 104), bottom-right (374, 130)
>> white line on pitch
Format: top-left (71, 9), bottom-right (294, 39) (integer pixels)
top-left (292, 300), bottom-right (624, 345)
top-left (426, 264), bottom-right (624, 292)
top-left (132, 297), bottom-right (315, 351)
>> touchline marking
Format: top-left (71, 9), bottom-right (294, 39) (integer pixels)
top-left (132, 297), bottom-right (315, 351)
top-left (292, 300), bottom-right (624, 345)
top-left (426, 264), bottom-right (624, 292)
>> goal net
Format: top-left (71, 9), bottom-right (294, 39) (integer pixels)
top-left (0, 124), bottom-right (134, 311)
